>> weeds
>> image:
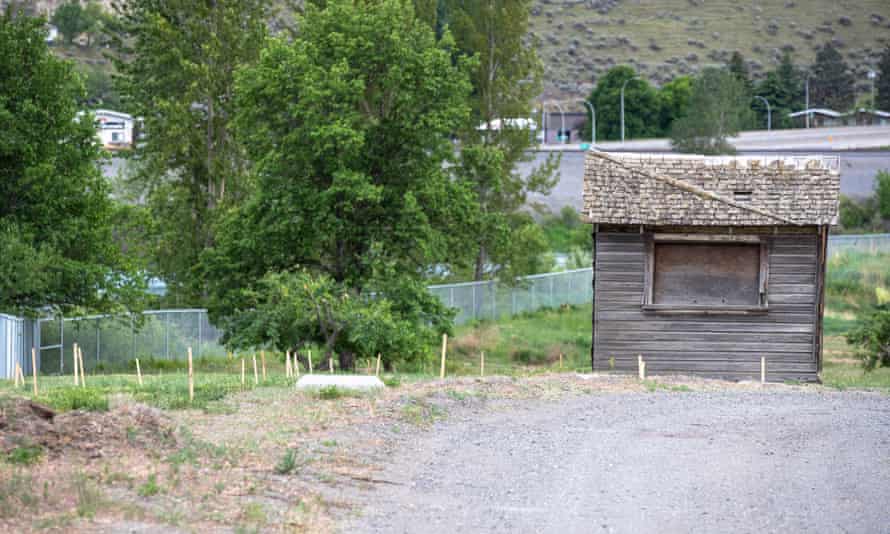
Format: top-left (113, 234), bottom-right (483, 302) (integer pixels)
top-left (137, 473), bottom-right (161, 497)
top-left (5, 444), bottom-right (43, 465)
top-left (275, 449), bottom-right (298, 475)
top-left (40, 387), bottom-right (109, 412)
top-left (74, 474), bottom-right (102, 518)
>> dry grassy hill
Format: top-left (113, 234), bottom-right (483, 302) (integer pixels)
top-left (531, 0), bottom-right (890, 99)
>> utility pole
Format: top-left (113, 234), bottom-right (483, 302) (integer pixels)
top-left (579, 100), bottom-right (596, 144)
top-left (621, 76), bottom-right (640, 143)
top-left (805, 74), bottom-right (810, 129)
top-left (754, 96), bottom-right (771, 131)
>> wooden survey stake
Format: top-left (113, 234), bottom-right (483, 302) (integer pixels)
top-left (31, 347), bottom-right (38, 396)
top-left (187, 347), bottom-right (194, 402)
top-left (241, 357), bottom-right (245, 386)
top-left (307, 350), bottom-right (313, 374)
top-left (73, 342), bottom-right (79, 386)
top-left (78, 347), bottom-right (86, 388)
top-left (261, 350), bottom-right (267, 381)
top-left (375, 353), bottom-right (381, 378)
top-left (440, 334), bottom-right (447, 379)
top-left (253, 354), bottom-right (258, 385)
top-left (136, 358), bottom-right (143, 386)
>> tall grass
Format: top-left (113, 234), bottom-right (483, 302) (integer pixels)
top-left (825, 252), bottom-right (890, 312)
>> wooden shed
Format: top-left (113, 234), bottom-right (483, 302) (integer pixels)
top-left (584, 152), bottom-right (840, 382)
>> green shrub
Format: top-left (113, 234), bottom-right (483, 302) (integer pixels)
top-left (846, 305), bottom-right (890, 370)
top-left (137, 474), bottom-right (161, 497)
top-left (511, 348), bottom-right (548, 365)
top-left (838, 195), bottom-right (877, 230)
top-left (382, 375), bottom-right (401, 388)
top-left (877, 171), bottom-right (890, 220)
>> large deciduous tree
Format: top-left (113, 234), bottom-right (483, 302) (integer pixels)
top-left (446, 0), bottom-right (558, 281)
top-left (0, 11), bottom-right (137, 315)
top-left (670, 68), bottom-right (753, 154)
top-left (585, 66), bottom-right (661, 141)
top-left (201, 0), bottom-right (475, 369)
top-left (809, 42), bottom-right (855, 112)
top-left (109, 0), bottom-right (269, 302)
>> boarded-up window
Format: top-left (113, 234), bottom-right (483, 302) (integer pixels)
top-left (653, 243), bottom-right (760, 305)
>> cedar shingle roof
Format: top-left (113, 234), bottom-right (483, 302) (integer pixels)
top-left (583, 151), bottom-right (840, 226)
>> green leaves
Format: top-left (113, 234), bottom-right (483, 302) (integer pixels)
top-left (0, 13), bottom-right (135, 315)
top-left (670, 68), bottom-right (753, 155)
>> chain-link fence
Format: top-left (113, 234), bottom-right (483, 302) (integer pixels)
top-left (428, 268), bottom-right (594, 325)
top-left (36, 309), bottom-right (224, 374)
top-left (827, 233), bottom-right (890, 257)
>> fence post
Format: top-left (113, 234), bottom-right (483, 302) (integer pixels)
top-left (197, 312), bottom-right (202, 358)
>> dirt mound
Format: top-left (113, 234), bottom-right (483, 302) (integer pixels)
top-left (0, 399), bottom-right (175, 460)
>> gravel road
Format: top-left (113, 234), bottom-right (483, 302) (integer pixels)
top-left (345, 390), bottom-right (890, 533)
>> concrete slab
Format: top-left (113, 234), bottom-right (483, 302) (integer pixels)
top-left (296, 374), bottom-right (384, 391)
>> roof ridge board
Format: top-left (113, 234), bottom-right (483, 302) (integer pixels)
top-left (588, 150), bottom-right (799, 226)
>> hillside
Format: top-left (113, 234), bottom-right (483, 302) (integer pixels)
top-left (531, 0), bottom-right (890, 99)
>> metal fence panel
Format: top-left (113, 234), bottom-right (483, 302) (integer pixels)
top-left (827, 233), bottom-right (890, 257)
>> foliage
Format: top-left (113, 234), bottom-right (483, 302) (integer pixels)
top-left (317, 386), bottom-right (346, 400)
top-left (0, 12), bottom-right (139, 316)
top-left (5, 445), bottom-right (43, 466)
top-left (447, 0), bottom-right (560, 281)
top-left (218, 271), bottom-right (449, 370)
top-left (656, 76), bottom-right (693, 134)
top-left (585, 66), bottom-right (661, 141)
top-left (51, 0), bottom-right (90, 44)
top-left (755, 51), bottom-right (804, 130)
top-left (274, 449), bottom-right (298, 474)
top-left (137, 474), bottom-right (160, 497)
top-left (41, 387), bottom-right (109, 412)
top-left (838, 195), bottom-right (878, 231)
top-left (877, 171), bottom-right (890, 220)
top-left (825, 253), bottom-right (890, 312)
top-left (847, 305), bottom-right (890, 370)
top-left (670, 68), bottom-right (753, 154)
top-left (809, 42), bottom-right (855, 112)
top-left (77, 62), bottom-right (119, 108)
top-left (109, 0), bottom-right (269, 302)
top-left (540, 206), bottom-right (591, 252)
top-left (727, 51), bottom-right (753, 96)
top-left (877, 45), bottom-right (890, 111)
top-left (203, 0), bottom-right (474, 368)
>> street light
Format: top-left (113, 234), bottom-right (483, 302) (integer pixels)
top-left (552, 102), bottom-right (567, 143)
top-left (579, 100), bottom-right (596, 144)
top-left (621, 76), bottom-right (640, 143)
top-left (754, 95), bottom-right (771, 131)
top-left (868, 70), bottom-right (877, 110)
top-left (804, 74), bottom-right (811, 129)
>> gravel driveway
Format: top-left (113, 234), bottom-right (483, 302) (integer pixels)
top-left (344, 389), bottom-right (890, 533)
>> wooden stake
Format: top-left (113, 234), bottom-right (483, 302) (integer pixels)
top-left (31, 347), bottom-right (38, 396)
top-left (241, 357), bottom-right (245, 387)
top-left (375, 353), bottom-right (381, 378)
top-left (18, 363), bottom-right (25, 388)
top-left (187, 347), bottom-right (194, 402)
top-left (329, 356), bottom-right (334, 374)
top-left (136, 358), bottom-right (143, 386)
top-left (78, 347), bottom-right (86, 389)
top-left (294, 353), bottom-right (300, 377)
top-left (253, 354), bottom-right (259, 385)
top-left (761, 357), bottom-right (766, 384)
top-left (73, 342), bottom-right (79, 386)
top-left (14, 362), bottom-right (20, 387)
top-left (261, 350), bottom-right (267, 381)
top-left (481, 351), bottom-right (485, 377)
top-left (439, 333), bottom-right (447, 379)
top-left (307, 350), bottom-right (313, 374)
top-left (638, 355), bottom-right (644, 380)
top-left (559, 352), bottom-right (563, 369)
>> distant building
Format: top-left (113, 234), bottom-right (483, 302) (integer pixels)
top-left (787, 108), bottom-right (844, 128)
top-left (92, 109), bottom-right (136, 150)
top-left (845, 108), bottom-right (890, 127)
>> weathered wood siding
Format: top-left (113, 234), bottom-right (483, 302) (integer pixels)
top-left (593, 230), bottom-right (821, 381)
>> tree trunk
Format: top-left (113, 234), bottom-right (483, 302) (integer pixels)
top-left (474, 244), bottom-right (486, 281)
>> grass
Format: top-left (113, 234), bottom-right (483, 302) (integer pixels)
top-left (5, 444), bottom-right (43, 466)
top-left (274, 449), bottom-right (298, 475)
top-left (137, 474), bottom-right (161, 497)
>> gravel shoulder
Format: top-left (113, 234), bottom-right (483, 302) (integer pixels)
top-left (340, 385), bottom-right (890, 534)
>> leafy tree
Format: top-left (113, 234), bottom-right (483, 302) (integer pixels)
top-left (446, 0), bottom-right (559, 281)
top-left (838, 195), bottom-right (876, 230)
top-left (0, 12), bottom-right (138, 315)
top-left (51, 0), bottom-right (90, 44)
top-left (585, 66), bottom-right (661, 141)
top-left (877, 171), bottom-right (890, 220)
top-left (202, 0), bottom-right (475, 369)
top-left (756, 51), bottom-right (803, 129)
top-left (809, 42), bottom-right (855, 112)
top-left (656, 75), bottom-right (692, 134)
top-left (109, 0), bottom-right (269, 302)
top-left (670, 68), bottom-right (753, 154)
top-left (877, 45), bottom-right (890, 111)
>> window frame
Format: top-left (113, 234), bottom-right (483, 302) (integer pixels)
top-left (641, 233), bottom-right (770, 314)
